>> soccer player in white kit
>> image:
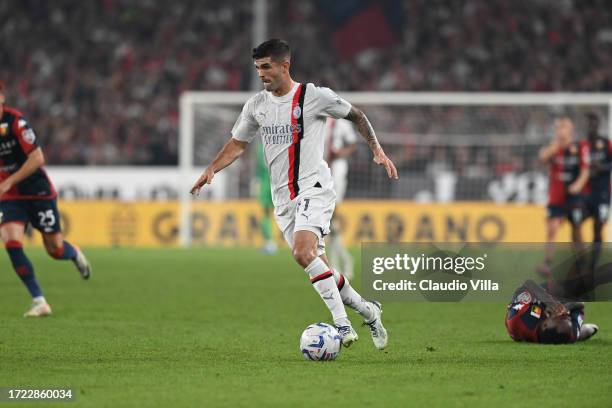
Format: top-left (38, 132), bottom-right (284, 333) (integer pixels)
top-left (325, 118), bottom-right (357, 280)
top-left (191, 39), bottom-right (398, 349)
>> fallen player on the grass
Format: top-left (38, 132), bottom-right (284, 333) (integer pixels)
top-left (505, 279), bottom-right (598, 344)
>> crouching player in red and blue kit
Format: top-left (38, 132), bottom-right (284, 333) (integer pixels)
top-left (0, 82), bottom-right (91, 317)
top-left (505, 280), bottom-right (598, 344)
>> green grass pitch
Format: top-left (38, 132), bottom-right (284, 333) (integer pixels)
top-left (0, 248), bottom-right (611, 407)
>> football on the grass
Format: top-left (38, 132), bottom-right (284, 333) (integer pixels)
top-left (300, 323), bottom-right (342, 361)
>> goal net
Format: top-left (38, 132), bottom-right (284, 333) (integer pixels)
top-left (179, 92), bottom-right (612, 246)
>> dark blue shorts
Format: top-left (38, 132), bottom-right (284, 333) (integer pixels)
top-left (547, 205), bottom-right (566, 219)
top-left (0, 199), bottom-right (62, 234)
top-left (587, 196), bottom-right (610, 222)
top-left (566, 195), bottom-right (588, 225)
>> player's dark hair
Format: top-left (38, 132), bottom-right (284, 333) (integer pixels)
top-left (586, 111), bottom-right (600, 137)
top-left (586, 111), bottom-right (599, 124)
top-left (538, 317), bottom-right (574, 344)
top-left (252, 39), bottom-right (291, 61)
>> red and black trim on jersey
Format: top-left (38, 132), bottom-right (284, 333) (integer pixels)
top-left (288, 84), bottom-right (306, 200)
top-left (0, 106), bottom-right (56, 200)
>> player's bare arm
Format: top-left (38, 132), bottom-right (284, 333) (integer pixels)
top-left (0, 147), bottom-right (45, 195)
top-left (568, 166), bottom-right (590, 195)
top-left (538, 141), bottom-right (559, 164)
top-left (190, 138), bottom-right (248, 195)
top-left (344, 106), bottom-right (398, 179)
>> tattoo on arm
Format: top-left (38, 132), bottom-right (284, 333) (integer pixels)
top-left (345, 107), bottom-right (380, 151)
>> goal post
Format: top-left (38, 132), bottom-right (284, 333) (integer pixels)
top-left (179, 92), bottom-right (612, 247)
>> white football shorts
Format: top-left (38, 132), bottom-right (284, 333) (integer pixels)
top-left (273, 185), bottom-right (336, 256)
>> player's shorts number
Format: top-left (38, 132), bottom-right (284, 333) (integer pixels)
top-left (38, 209), bottom-right (56, 228)
top-left (296, 198), bottom-right (311, 219)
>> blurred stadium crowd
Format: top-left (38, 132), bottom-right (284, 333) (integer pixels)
top-left (276, 0), bottom-right (612, 92)
top-left (1, 0), bottom-right (611, 168)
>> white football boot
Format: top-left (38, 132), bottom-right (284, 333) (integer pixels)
top-left (364, 301), bottom-right (388, 350)
top-left (23, 299), bottom-right (52, 318)
top-left (73, 247), bottom-right (92, 280)
top-left (578, 323), bottom-right (599, 341)
top-left (336, 325), bottom-right (359, 348)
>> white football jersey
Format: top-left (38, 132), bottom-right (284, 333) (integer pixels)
top-left (324, 118), bottom-right (358, 172)
top-left (324, 118), bottom-right (358, 202)
top-left (232, 82), bottom-right (352, 207)
top-left (325, 118), bottom-right (358, 156)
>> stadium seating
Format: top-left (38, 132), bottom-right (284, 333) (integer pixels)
top-left (1, 0), bottom-right (610, 169)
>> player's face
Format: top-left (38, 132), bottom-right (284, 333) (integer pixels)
top-left (555, 119), bottom-right (573, 145)
top-left (254, 57), bottom-right (288, 92)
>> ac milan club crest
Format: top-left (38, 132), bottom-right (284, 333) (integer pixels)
top-left (292, 106), bottom-right (302, 119)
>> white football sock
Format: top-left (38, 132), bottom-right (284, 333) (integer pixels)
top-left (329, 233), bottom-right (354, 279)
top-left (331, 269), bottom-right (375, 322)
top-left (33, 296), bottom-right (46, 304)
top-left (337, 234), bottom-right (354, 277)
top-left (328, 234), bottom-right (341, 270)
top-left (305, 257), bottom-right (349, 327)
